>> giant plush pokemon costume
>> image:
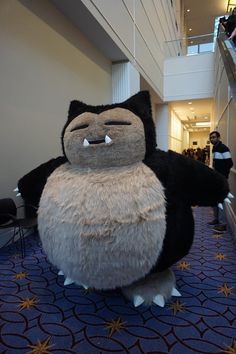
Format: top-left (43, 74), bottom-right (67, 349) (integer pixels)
top-left (18, 91), bottom-right (231, 307)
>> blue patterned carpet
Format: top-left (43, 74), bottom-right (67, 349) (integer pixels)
top-left (0, 207), bottom-right (236, 354)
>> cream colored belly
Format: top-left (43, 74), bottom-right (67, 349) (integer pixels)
top-left (38, 162), bottom-right (166, 289)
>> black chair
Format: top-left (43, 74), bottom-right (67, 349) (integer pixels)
top-left (0, 198), bottom-right (37, 258)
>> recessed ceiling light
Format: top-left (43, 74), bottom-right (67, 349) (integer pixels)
top-left (189, 28), bottom-right (192, 31)
top-left (188, 102), bottom-right (192, 104)
top-left (187, 9), bottom-right (190, 12)
top-left (195, 122), bottom-right (211, 127)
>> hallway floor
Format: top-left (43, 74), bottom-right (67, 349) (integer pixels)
top-left (0, 207), bottom-right (236, 354)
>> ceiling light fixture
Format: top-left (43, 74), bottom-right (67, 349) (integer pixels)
top-left (189, 28), bottom-right (192, 31)
top-left (195, 122), bottom-right (211, 127)
top-left (188, 102), bottom-right (192, 104)
top-left (187, 9), bottom-right (190, 12)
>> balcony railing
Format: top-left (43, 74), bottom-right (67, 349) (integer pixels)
top-left (164, 33), bottom-right (215, 59)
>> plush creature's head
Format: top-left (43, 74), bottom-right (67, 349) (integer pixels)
top-left (61, 91), bottom-right (156, 169)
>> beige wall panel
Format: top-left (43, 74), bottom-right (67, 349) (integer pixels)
top-left (189, 131), bottom-right (210, 148)
top-left (139, 1), bottom-right (165, 51)
top-left (217, 69), bottom-right (230, 121)
top-left (135, 30), bottom-right (163, 97)
top-left (123, 0), bottom-right (134, 18)
top-left (91, 0), bottom-right (135, 56)
top-left (228, 99), bottom-right (236, 164)
top-left (135, 1), bottom-right (164, 71)
top-left (0, 0), bottom-right (111, 199)
top-left (214, 42), bottom-right (236, 233)
top-left (82, 0), bottom-right (181, 98)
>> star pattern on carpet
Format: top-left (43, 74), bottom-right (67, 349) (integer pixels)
top-left (224, 339), bottom-right (236, 354)
top-left (212, 233), bottom-right (222, 239)
top-left (177, 261), bottom-right (190, 270)
top-left (218, 283), bottom-right (234, 296)
top-left (27, 336), bottom-right (53, 354)
top-left (19, 297), bottom-right (38, 311)
top-left (215, 252), bottom-right (226, 260)
top-left (168, 299), bottom-right (186, 315)
top-left (105, 317), bottom-right (126, 337)
top-left (1, 207), bottom-right (236, 353)
top-left (14, 272), bottom-right (28, 279)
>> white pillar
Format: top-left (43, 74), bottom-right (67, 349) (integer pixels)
top-left (112, 61), bottom-right (140, 103)
top-left (154, 104), bottom-right (169, 151)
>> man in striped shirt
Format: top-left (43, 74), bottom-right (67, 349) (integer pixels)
top-left (208, 131), bottom-right (233, 232)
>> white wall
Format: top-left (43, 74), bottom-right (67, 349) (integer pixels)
top-left (182, 128), bottom-right (189, 150)
top-left (169, 110), bottom-right (182, 153)
top-left (155, 104), bottom-right (169, 151)
top-left (164, 52), bottom-right (215, 101)
top-left (189, 131), bottom-right (210, 148)
top-left (214, 42), bottom-right (236, 236)
top-left (0, 0), bottom-right (112, 200)
top-left (81, 0), bottom-right (183, 100)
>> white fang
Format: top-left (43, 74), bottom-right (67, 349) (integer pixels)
top-left (105, 135), bottom-right (112, 144)
top-left (83, 138), bottom-right (90, 147)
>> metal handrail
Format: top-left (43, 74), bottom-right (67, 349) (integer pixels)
top-left (165, 33), bottom-right (214, 44)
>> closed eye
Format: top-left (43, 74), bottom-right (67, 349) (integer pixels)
top-left (105, 121), bottom-right (131, 126)
top-left (71, 124), bottom-right (89, 132)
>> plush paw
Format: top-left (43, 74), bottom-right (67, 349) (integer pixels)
top-left (219, 193), bottom-right (234, 209)
top-left (122, 269), bottom-right (179, 307)
top-left (57, 270), bottom-right (88, 289)
top-left (133, 286), bottom-right (181, 308)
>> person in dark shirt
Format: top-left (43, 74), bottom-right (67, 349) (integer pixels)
top-left (222, 7), bottom-right (236, 38)
top-left (208, 131), bottom-right (233, 232)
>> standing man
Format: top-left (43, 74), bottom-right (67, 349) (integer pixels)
top-left (208, 131), bottom-right (233, 232)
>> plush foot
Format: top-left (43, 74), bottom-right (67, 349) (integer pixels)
top-left (57, 270), bottom-right (88, 289)
top-left (122, 269), bottom-right (181, 307)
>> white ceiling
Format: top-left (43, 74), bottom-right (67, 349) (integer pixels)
top-left (171, 0), bottom-right (230, 132)
top-left (182, 0), bottom-right (229, 37)
top-left (170, 98), bottom-right (213, 132)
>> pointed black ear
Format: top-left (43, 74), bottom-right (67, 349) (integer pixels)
top-left (122, 91), bottom-right (156, 155)
top-left (123, 91), bottom-right (152, 121)
top-left (68, 100), bottom-right (88, 119)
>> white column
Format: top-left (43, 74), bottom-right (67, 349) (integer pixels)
top-left (154, 104), bottom-right (169, 151)
top-left (112, 61), bottom-right (140, 103)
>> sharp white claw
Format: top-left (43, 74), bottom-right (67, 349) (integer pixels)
top-left (58, 270), bottom-right (64, 276)
top-left (16, 193), bottom-right (21, 197)
top-left (171, 288), bottom-right (181, 297)
top-left (153, 294), bottom-right (165, 307)
top-left (133, 295), bottom-right (144, 307)
top-left (82, 284), bottom-right (88, 290)
top-left (83, 138), bottom-right (90, 147)
top-left (105, 135), bottom-right (112, 144)
top-left (14, 187), bottom-right (19, 192)
top-left (64, 277), bottom-right (74, 286)
top-left (228, 192), bottom-right (234, 199)
top-left (218, 203), bottom-right (223, 210)
top-left (224, 198), bottom-right (231, 204)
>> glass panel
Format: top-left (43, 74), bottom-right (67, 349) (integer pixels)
top-left (187, 45), bottom-right (198, 55)
top-left (164, 33), bottom-right (215, 59)
top-left (199, 42), bottom-right (214, 53)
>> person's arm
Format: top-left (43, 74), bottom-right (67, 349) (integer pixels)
top-left (229, 26), bottom-right (236, 39)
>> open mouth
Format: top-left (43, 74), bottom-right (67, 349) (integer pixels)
top-left (83, 135), bottom-right (112, 147)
